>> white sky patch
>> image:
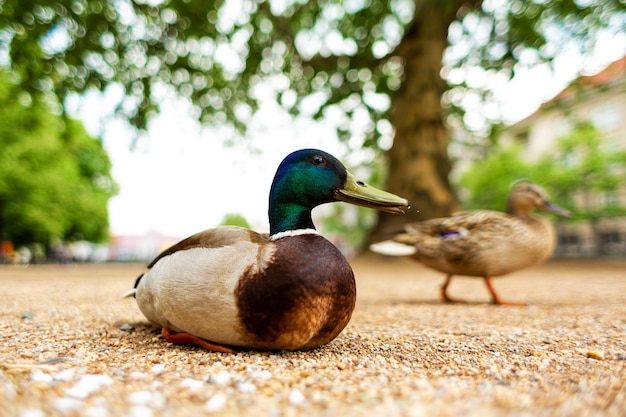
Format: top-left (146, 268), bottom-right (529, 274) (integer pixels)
top-left (71, 87), bottom-right (344, 237)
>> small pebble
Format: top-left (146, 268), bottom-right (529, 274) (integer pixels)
top-left (205, 393), bottom-right (227, 412)
top-left (180, 378), bottom-right (204, 392)
top-left (127, 391), bottom-right (153, 406)
top-left (30, 371), bottom-right (52, 384)
top-left (51, 397), bottom-right (83, 414)
top-left (150, 364), bottom-right (166, 375)
top-left (236, 382), bottom-right (256, 393)
top-left (18, 410), bottom-right (45, 417)
top-left (289, 388), bottom-right (305, 406)
top-left (84, 406), bottom-right (110, 417)
top-left (207, 370), bottom-right (231, 385)
top-left (54, 368), bottom-right (76, 382)
top-left (120, 323), bottom-right (135, 331)
top-left (38, 357), bottom-right (70, 365)
top-left (128, 405), bottom-right (153, 417)
top-left (586, 351), bottom-right (604, 360)
top-left (65, 374), bottom-right (114, 399)
top-left (251, 370), bottom-right (272, 381)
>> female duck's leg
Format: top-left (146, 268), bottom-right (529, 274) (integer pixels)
top-left (484, 277), bottom-right (525, 306)
top-left (161, 328), bottom-right (233, 353)
top-left (440, 274), bottom-right (459, 303)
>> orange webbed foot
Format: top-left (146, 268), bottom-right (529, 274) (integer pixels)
top-left (440, 274), bottom-right (468, 304)
top-left (484, 277), bottom-right (527, 306)
top-left (161, 328), bottom-right (233, 353)
top-left (490, 298), bottom-right (527, 306)
top-left (440, 288), bottom-right (468, 304)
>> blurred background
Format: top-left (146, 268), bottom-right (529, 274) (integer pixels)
top-left (0, 0), bottom-right (624, 264)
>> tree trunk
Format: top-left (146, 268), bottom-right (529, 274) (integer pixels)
top-left (370, 2), bottom-right (460, 242)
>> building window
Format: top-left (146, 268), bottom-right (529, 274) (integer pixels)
top-left (590, 103), bottom-right (622, 131)
top-left (600, 190), bottom-right (618, 208)
top-left (553, 116), bottom-right (572, 137)
top-left (514, 130), bottom-right (529, 144)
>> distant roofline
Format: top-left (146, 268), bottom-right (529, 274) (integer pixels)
top-left (510, 55), bottom-right (626, 127)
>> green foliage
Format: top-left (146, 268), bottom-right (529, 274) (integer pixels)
top-left (1, 0), bottom-right (623, 144)
top-left (457, 122), bottom-right (626, 220)
top-left (533, 122), bottom-right (626, 220)
top-left (456, 145), bottom-right (532, 211)
top-left (219, 213), bottom-right (251, 229)
top-left (0, 70), bottom-right (117, 246)
top-left (0, 0), bottom-right (404, 141)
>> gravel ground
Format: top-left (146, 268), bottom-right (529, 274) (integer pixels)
top-left (1, 255), bottom-right (624, 417)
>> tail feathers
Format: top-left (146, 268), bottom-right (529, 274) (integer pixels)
top-left (133, 273), bottom-right (144, 289)
top-left (369, 240), bottom-right (417, 256)
top-left (120, 273), bottom-right (144, 299)
top-left (120, 288), bottom-right (137, 299)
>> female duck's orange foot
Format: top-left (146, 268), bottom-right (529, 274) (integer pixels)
top-left (440, 274), bottom-right (468, 304)
top-left (440, 288), bottom-right (467, 304)
top-left (491, 299), bottom-right (527, 306)
top-left (484, 277), bottom-right (527, 306)
top-left (161, 328), bottom-right (233, 353)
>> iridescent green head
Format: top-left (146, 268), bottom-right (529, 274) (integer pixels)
top-left (268, 149), bottom-right (409, 236)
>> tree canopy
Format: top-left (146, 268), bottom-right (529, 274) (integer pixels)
top-left (219, 213), bottom-right (251, 229)
top-left (0, 70), bottom-right (117, 247)
top-left (2, 0), bottom-right (622, 131)
top-left (1, 0), bottom-right (624, 236)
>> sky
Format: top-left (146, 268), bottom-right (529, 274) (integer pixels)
top-left (71, 38), bottom-right (626, 239)
top-left (73, 92), bottom-right (348, 237)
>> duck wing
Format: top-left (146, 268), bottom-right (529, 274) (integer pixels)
top-left (134, 226), bottom-right (274, 347)
top-left (403, 210), bottom-right (505, 236)
top-left (395, 211), bottom-right (519, 275)
top-left (121, 226), bottom-right (269, 297)
top-left (147, 226), bottom-right (268, 268)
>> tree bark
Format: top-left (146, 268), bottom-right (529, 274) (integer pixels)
top-left (370, 2), bottom-right (460, 241)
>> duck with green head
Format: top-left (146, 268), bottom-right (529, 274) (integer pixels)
top-left (127, 149), bottom-right (409, 352)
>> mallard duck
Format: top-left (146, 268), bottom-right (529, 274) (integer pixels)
top-left (125, 149), bottom-right (409, 352)
top-left (370, 181), bottom-right (570, 305)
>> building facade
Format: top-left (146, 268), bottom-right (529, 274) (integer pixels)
top-left (499, 57), bottom-right (626, 257)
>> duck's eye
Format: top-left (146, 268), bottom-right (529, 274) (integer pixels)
top-left (312, 155), bottom-right (326, 165)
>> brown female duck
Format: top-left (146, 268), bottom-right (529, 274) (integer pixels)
top-left (371, 181), bottom-right (570, 305)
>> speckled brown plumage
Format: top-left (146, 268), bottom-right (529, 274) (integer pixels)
top-left (373, 181), bottom-right (571, 305)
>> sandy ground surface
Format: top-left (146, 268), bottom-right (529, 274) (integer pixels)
top-left (0, 255), bottom-right (625, 417)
